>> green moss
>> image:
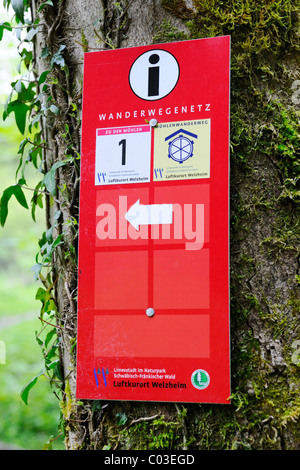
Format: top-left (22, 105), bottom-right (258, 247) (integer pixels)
top-left (161, 0), bottom-right (194, 20)
top-left (153, 19), bottom-right (188, 44)
top-left (103, 408), bottom-right (189, 450)
top-left (80, 30), bottom-right (89, 52)
top-left (188, 0), bottom-right (299, 77)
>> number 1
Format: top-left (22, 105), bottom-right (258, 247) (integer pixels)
top-left (119, 139), bottom-right (126, 165)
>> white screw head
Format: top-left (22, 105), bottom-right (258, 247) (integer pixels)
top-left (149, 119), bottom-right (158, 127)
top-left (146, 307), bottom-right (155, 317)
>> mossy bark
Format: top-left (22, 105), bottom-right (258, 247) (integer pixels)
top-left (32, 0), bottom-right (300, 449)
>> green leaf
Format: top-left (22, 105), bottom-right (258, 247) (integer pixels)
top-left (29, 112), bottom-right (42, 131)
top-left (46, 342), bottom-right (59, 362)
top-left (24, 26), bottom-right (39, 42)
top-left (11, 0), bottom-right (25, 23)
top-left (31, 191), bottom-right (43, 221)
top-left (116, 412), bottom-right (128, 426)
top-left (44, 299), bottom-right (57, 315)
top-left (5, 100), bottom-right (30, 134)
top-left (16, 138), bottom-right (31, 178)
top-left (17, 138), bottom-right (30, 155)
top-left (0, 183), bottom-right (28, 226)
top-left (13, 183), bottom-right (28, 208)
top-left (43, 437), bottom-right (53, 450)
top-left (54, 209), bottom-right (61, 220)
top-left (51, 233), bottom-right (64, 250)
top-left (51, 45), bottom-right (66, 68)
top-left (45, 328), bottom-right (57, 348)
top-left (45, 225), bottom-right (53, 242)
top-left (31, 262), bottom-right (43, 280)
top-left (21, 369), bottom-right (45, 405)
top-left (38, 70), bottom-right (51, 85)
top-left (53, 361), bottom-right (63, 381)
top-left (49, 104), bottom-right (60, 115)
top-left (42, 160), bottom-right (69, 195)
top-left (41, 46), bottom-right (49, 58)
top-left (38, 0), bottom-right (54, 11)
top-left (28, 144), bottom-right (42, 169)
top-left (35, 286), bottom-right (50, 302)
top-left (42, 172), bottom-right (55, 195)
top-left (19, 48), bottom-right (33, 70)
top-left (0, 22), bottom-right (12, 40)
top-left (17, 79), bottom-right (35, 102)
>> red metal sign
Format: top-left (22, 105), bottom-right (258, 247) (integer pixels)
top-left (76, 37), bottom-right (231, 403)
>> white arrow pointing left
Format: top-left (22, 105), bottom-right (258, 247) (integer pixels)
top-left (125, 199), bottom-right (173, 231)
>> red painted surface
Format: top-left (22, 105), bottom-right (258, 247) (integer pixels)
top-left (77, 37), bottom-right (231, 403)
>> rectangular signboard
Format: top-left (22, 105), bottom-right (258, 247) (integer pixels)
top-left (76, 37), bottom-right (231, 403)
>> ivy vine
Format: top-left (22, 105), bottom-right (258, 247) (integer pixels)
top-left (0, 0), bottom-right (134, 448)
top-left (0, 0), bottom-right (78, 444)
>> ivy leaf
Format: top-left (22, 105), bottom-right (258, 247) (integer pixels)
top-left (19, 48), bottom-right (33, 70)
top-left (24, 26), bottom-right (39, 42)
top-left (31, 191), bottom-right (43, 222)
top-left (51, 45), bottom-right (66, 68)
top-left (45, 328), bottom-right (57, 348)
top-left (30, 262), bottom-right (43, 280)
top-left (46, 339), bottom-right (60, 362)
top-left (43, 438), bottom-right (53, 451)
top-left (0, 182), bottom-right (28, 226)
top-left (42, 160), bottom-right (69, 195)
top-left (41, 46), bottom-right (49, 59)
top-left (11, 0), bottom-right (25, 24)
top-left (0, 22), bottom-right (12, 40)
top-left (53, 361), bottom-right (63, 381)
top-left (38, 0), bottom-right (54, 11)
top-left (116, 412), bottom-right (128, 426)
top-left (15, 137), bottom-right (30, 178)
top-left (35, 286), bottom-right (50, 302)
top-left (4, 100), bottom-right (30, 134)
top-left (16, 80), bottom-right (35, 102)
top-left (13, 79), bottom-right (23, 94)
top-left (49, 104), bottom-right (60, 115)
top-left (21, 369), bottom-right (45, 405)
top-left (38, 70), bottom-right (51, 85)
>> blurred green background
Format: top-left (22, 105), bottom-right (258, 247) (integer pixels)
top-left (0, 6), bottom-right (63, 450)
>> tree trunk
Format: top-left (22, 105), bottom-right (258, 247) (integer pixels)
top-left (32, 0), bottom-right (300, 450)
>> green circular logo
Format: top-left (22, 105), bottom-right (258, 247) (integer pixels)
top-left (191, 369), bottom-right (210, 390)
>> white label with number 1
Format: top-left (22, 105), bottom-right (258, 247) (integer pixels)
top-left (95, 125), bottom-right (151, 186)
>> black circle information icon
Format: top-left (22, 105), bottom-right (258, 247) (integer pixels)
top-left (129, 49), bottom-right (180, 101)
